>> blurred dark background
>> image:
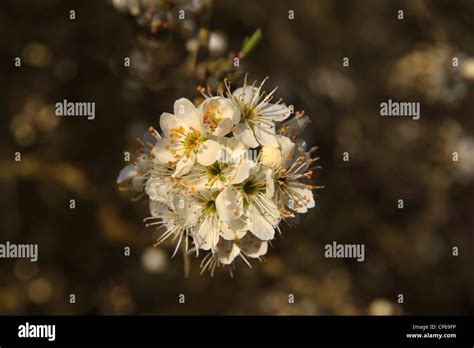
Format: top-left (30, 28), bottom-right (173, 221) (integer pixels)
top-left (0, 0), bottom-right (473, 315)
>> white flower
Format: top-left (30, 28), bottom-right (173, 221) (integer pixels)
top-left (144, 160), bottom-right (180, 202)
top-left (117, 163), bottom-right (142, 189)
top-left (199, 96), bottom-right (240, 137)
top-left (191, 191), bottom-right (246, 252)
top-left (117, 130), bottom-right (160, 192)
top-left (145, 195), bottom-right (200, 256)
top-left (179, 137), bottom-right (253, 192)
top-left (272, 135), bottom-right (317, 216)
top-left (278, 114), bottom-right (310, 141)
top-left (145, 176), bottom-right (173, 203)
top-left (153, 98), bottom-right (222, 177)
top-left (229, 78), bottom-right (291, 148)
top-left (216, 163), bottom-right (280, 241)
top-left (200, 234), bottom-right (269, 276)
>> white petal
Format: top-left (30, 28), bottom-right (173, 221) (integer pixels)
top-left (117, 164), bottom-right (137, 184)
top-left (174, 98), bottom-right (199, 118)
top-left (181, 114), bottom-right (204, 133)
top-left (233, 122), bottom-right (259, 148)
top-left (220, 222), bottom-right (235, 241)
top-left (229, 218), bottom-right (248, 232)
top-left (221, 220), bottom-right (247, 240)
top-left (254, 124), bottom-right (279, 148)
top-left (239, 234), bottom-right (268, 258)
top-left (174, 98), bottom-right (202, 131)
top-left (213, 117), bottom-right (233, 137)
top-left (181, 168), bottom-right (210, 191)
top-left (260, 103), bottom-right (291, 121)
top-left (233, 86), bottom-right (258, 105)
top-left (145, 177), bottom-right (170, 202)
top-left (197, 139), bottom-right (221, 166)
top-left (221, 97), bottom-right (240, 121)
top-left (231, 107), bottom-right (241, 124)
top-left (149, 199), bottom-right (169, 217)
top-left (265, 168), bottom-right (275, 198)
top-left (194, 219), bottom-right (218, 251)
top-left (172, 195), bottom-right (200, 226)
top-left (215, 186), bottom-right (243, 222)
top-left (277, 135), bottom-right (296, 165)
top-left (248, 205), bottom-right (275, 240)
top-left (231, 160), bottom-right (256, 184)
top-left (216, 240), bottom-right (240, 264)
top-left (279, 115), bottom-right (310, 136)
top-left (173, 155), bottom-right (195, 177)
top-left (290, 186), bottom-right (316, 213)
top-left (218, 137), bottom-right (249, 164)
top-left (218, 136), bottom-right (240, 150)
top-left (159, 112), bottom-right (178, 137)
top-left (152, 138), bottom-right (176, 163)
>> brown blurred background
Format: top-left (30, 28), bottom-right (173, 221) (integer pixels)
top-left (0, 0), bottom-right (473, 315)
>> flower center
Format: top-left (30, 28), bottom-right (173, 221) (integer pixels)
top-left (206, 162), bottom-right (228, 184)
top-left (277, 177), bottom-right (287, 187)
top-left (204, 105), bottom-right (222, 130)
top-left (243, 106), bottom-right (257, 121)
top-left (181, 129), bottom-right (203, 156)
top-left (236, 178), bottom-right (265, 209)
top-left (236, 176), bottom-right (266, 203)
top-left (196, 192), bottom-right (220, 217)
top-left (203, 199), bottom-right (217, 216)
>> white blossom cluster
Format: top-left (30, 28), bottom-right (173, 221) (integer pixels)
top-left (118, 78), bottom-right (319, 275)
